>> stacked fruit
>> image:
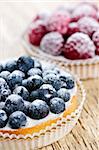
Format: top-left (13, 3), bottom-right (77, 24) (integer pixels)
top-left (0, 56), bottom-right (75, 129)
top-left (28, 2), bottom-right (99, 60)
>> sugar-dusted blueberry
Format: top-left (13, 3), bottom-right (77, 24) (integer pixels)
top-left (4, 94), bottom-right (25, 115)
top-left (13, 86), bottom-right (29, 101)
top-left (43, 73), bottom-right (57, 84)
top-left (23, 101), bottom-right (30, 115)
top-left (4, 60), bottom-right (17, 72)
top-left (17, 56), bottom-right (34, 73)
top-left (50, 97), bottom-right (65, 114)
top-left (59, 74), bottom-right (67, 81)
top-left (29, 100), bottom-right (49, 119)
top-left (25, 75), bottom-right (43, 91)
top-left (40, 84), bottom-right (57, 104)
top-left (12, 70), bottom-right (25, 79)
top-left (40, 84), bottom-right (55, 92)
top-left (34, 59), bottom-right (42, 70)
top-left (38, 89), bottom-right (57, 104)
top-left (8, 111), bottom-right (27, 129)
top-left (57, 88), bottom-right (70, 102)
top-left (30, 89), bottom-right (40, 102)
top-left (27, 68), bottom-right (42, 77)
top-left (43, 68), bottom-right (60, 77)
top-left (7, 71), bottom-right (23, 89)
top-left (22, 79), bottom-right (28, 88)
top-left (65, 77), bottom-right (75, 89)
top-left (0, 102), bottom-right (5, 110)
top-left (0, 78), bottom-right (9, 90)
top-left (0, 89), bottom-right (11, 102)
top-left (0, 71), bottom-right (10, 81)
top-left (0, 110), bottom-right (8, 128)
top-left (43, 74), bottom-right (62, 90)
top-left (0, 64), bottom-right (3, 73)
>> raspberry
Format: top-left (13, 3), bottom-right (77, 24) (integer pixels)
top-left (63, 32), bottom-right (96, 60)
top-left (79, 2), bottom-right (98, 11)
top-left (40, 32), bottom-right (64, 55)
top-left (67, 22), bottom-right (79, 36)
top-left (78, 17), bottom-right (99, 37)
top-left (72, 4), bottom-right (97, 22)
top-left (33, 10), bottom-right (51, 22)
top-left (28, 20), bottom-right (47, 46)
top-left (46, 11), bottom-right (71, 34)
top-left (92, 31), bottom-right (99, 55)
top-left (57, 5), bottom-right (76, 14)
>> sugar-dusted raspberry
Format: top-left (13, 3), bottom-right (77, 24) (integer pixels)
top-left (40, 32), bottom-right (64, 55)
top-left (67, 22), bottom-right (79, 36)
top-left (28, 20), bottom-right (47, 46)
top-left (78, 17), bottom-right (99, 37)
top-left (46, 11), bottom-right (71, 34)
top-left (72, 3), bottom-right (97, 22)
top-left (79, 2), bottom-right (98, 11)
top-left (56, 5), bottom-right (76, 14)
top-left (63, 32), bottom-right (96, 60)
top-left (33, 10), bottom-right (51, 22)
top-left (92, 31), bottom-right (99, 55)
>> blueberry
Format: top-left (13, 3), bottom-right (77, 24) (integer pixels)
top-left (65, 77), bottom-right (75, 89)
top-left (13, 86), bottom-right (29, 101)
top-left (50, 97), bottom-right (65, 114)
top-left (23, 101), bottom-right (30, 115)
top-left (22, 79), bottom-right (28, 88)
top-left (40, 84), bottom-right (55, 91)
top-left (43, 71), bottom-right (56, 77)
top-left (12, 70), bottom-right (25, 79)
top-left (0, 102), bottom-right (5, 110)
top-left (43, 68), bottom-right (59, 77)
top-left (0, 64), bottom-right (3, 73)
top-left (34, 59), bottom-right (42, 70)
top-left (0, 89), bottom-right (11, 102)
top-left (0, 71), bottom-right (10, 81)
top-left (4, 94), bottom-right (25, 115)
top-left (7, 72), bottom-right (23, 89)
top-left (17, 56), bottom-right (34, 73)
top-left (43, 74), bottom-right (62, 90)
top-left (38, 89), bottom-right (57, 104)
top-left (27, 68), bottom-right (42, 77)
top-left (43, 72), bottom-right (57, 83)
top-left (4, 60), bottom-right (17, 72)
top-left (57, 88), bottom-right (70, 102)
top-left (30, 90), bottom-right (40, 102)
top-left (0, 78), bottom-right (8, 90)
top-left (0, 110), bottom-right (8, 128)
top-left (59, 74), bottom-right (69, 82)
top-left (39, 84), bottom-right (57, 104)
top-left (8, 111), bottom-right (27, 129)
top-left (29, 100), bottom-right (49, 119)
top-left (24, 75), bottom-right (43, 91)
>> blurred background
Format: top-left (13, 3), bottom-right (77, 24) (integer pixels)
top-left (0, 0), bottom-right (99, 60)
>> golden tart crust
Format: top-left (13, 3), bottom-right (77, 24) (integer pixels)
top-left (0, 96), bottom-right (77, 136)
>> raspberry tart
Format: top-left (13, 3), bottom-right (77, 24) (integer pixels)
top-left (0, 56), bottom-right (85, 149)
top-left (23, 2), bottom-right (99, 79)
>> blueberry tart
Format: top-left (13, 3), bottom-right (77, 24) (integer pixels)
top-left (0, 56), bottom-right (85, 150)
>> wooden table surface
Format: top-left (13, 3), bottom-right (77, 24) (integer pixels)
top-left (0, 1), bottom-right (99, 150)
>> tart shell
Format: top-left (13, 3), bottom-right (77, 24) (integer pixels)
top-left (0, 96), bottom-right (77, 136)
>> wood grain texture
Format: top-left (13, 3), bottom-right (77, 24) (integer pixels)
top-left (0, 1), bottom-right (99, 150)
